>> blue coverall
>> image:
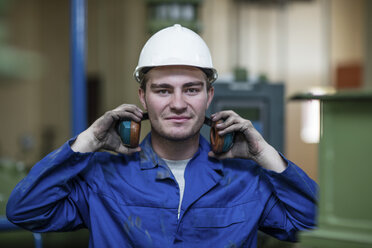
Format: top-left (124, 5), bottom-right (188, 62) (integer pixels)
top-left (6, 134), bottom-right (317, 247)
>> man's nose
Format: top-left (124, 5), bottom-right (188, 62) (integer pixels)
top-left (169, 91), bottom-right (187, 111)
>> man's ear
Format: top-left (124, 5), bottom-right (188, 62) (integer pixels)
top-left (138, 88), bottom-right (147, 110)
top-left (206, 87), bottom-right (214, 109)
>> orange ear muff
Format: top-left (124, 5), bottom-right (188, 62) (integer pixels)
top-left (205, 117), bottom-right (234, 154)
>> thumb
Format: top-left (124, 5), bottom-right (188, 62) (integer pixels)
top-left (208, 150), bottom-right (232, 160)
top-left (208, 151), bottom-right (216, 158)
top-left (115, 144), bottom-right (141, 155)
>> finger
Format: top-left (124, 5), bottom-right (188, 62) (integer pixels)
top-left (216, 122), bottom-right (242, 136)
top-left (115, 104), bottom-right (143, 117)
top-left (219, 120), bottom-right (254, 136)
top-left (114, 104), bottom-right (143, 114)
top-left (110, 109), bottom-right (143, 123)
top-left (211, 110), bottom-right (236, 122)
top-left (215, 115), bottom-right (240, 130)
top-left (115, 144), bottom-right (141, 154)
top-left (113, 105), bottom-right (144, 120)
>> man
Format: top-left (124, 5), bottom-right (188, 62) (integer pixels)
top-left (7, 24), bottom-right (317, 247)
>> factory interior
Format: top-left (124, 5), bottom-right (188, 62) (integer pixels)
top-left (0, 0), bottom-right (371, 247)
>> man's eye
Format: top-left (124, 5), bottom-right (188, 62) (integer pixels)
top-left (186, 88), bottom-right (199, 94)
top-left (157, 90), bottom-right (169, 95)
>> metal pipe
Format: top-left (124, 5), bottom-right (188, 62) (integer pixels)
top-left (70, 0), bottom-right (87, 136)
top-left (33, 233), bottom-right (43, 248)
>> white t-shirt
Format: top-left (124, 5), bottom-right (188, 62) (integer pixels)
top-left (162, 158), bottom-right (190, 219)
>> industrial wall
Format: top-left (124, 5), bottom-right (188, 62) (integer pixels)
top-left (0, 0), bottom-right (368, 182)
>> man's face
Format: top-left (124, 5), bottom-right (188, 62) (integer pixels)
top-left (139, 65), bottom-right (214, 142)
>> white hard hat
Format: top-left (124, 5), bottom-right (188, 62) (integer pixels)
top-left (134, 24), bottom-right (218, 84)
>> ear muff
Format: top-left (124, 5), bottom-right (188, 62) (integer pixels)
top-left (204, 117), bottom-right (234, 154)
top-left (117, 113), bottom-right (148, 148)
top-left (117, 114), bottom-right (234, 153)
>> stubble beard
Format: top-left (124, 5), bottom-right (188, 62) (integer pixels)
top-left (150, 116), bottom-right (205, 142)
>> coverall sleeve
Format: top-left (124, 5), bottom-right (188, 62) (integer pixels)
top-left (258, 156), bottom-right (318, 241)
top-left (6, 139), bottom-right (94, 232)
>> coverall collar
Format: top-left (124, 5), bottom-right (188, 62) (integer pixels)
top-left (138, 133), bottom-right (224, 175)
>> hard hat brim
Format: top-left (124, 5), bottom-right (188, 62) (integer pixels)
top-left (134, 65), bottom-right (218, 84)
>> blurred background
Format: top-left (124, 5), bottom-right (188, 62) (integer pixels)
top-left (0, 0), bottom-right (371, 247)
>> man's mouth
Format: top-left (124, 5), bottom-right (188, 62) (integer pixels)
top-left (165, 116), bottom-right (191, 123)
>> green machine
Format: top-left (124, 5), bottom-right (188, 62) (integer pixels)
top-left (291, 91), bottom-right (372, 248)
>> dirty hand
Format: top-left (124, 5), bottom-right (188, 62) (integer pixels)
top-left (71, 104), bottom-right (143, 154)
top-left (208, 110), bottom-right (287, 172)
top-left (208, 110), bottom-right (266, 160)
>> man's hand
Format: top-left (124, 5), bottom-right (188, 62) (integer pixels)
top-left (208, 110), bottom-right (287, 173)
top-left (71, 104), bottom-right (144, 154)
